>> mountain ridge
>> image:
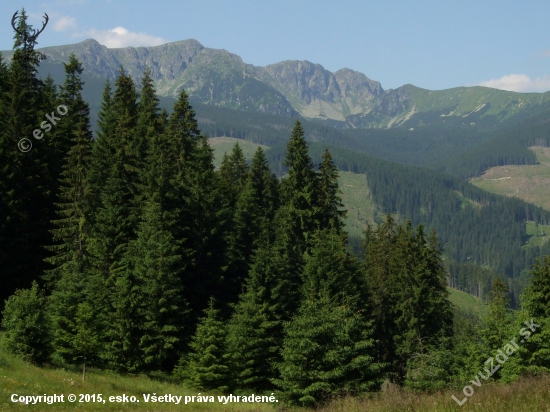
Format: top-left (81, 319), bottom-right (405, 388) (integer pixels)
top-left (3, 38), bottom-right (550, 128)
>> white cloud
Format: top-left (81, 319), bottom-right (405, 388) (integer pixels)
top-left (82, 27), bottom-right (166, 48)
top-left (478, 74), bottom-right (550, 93)
top-left (54, 16), bottom-right (77, 32)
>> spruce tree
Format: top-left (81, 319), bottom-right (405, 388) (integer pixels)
top-left (223, 147), bottom-right (279, 306)
top-left (361, 215), bottom-right (401, 371)
top-left (86, 72), bottom-right (140, 365)
top-left (301, 228), bottom-right (364, 301)
top-left (248, 147), bottom-right (279, 222)
top-left (226, 279), bottom-right (280, 392)
top-left (474, 278), bottom-right (522, 382)
top-left (124, 201), bottom-right (187, 371)
top-left (135, 66), bottom-right (160, 165)
top-left (0, 9), bottom-right (54, 301)
top-left (317, 148), bottom-right (346, 234)
top-left (177, 299), bottom-right (230, 392)
top-left (45, 55), bottom-right (93, 282)
top-left (516, 257), bottom-right (550, 375)
top-left (178, 131), bottom-right (229, 317)
top-left (399, 227), bottom-right (454, 389)
top-left (218, 142), bottom-right (249, 206)
top-left (227, 215), bottom-right (303, 392)
top-left (275, 226), bottom-right (380, 406)
top-left (280, 120), bottom-right (320, 250)
top-left (362, 216), bottom-right (454, 384)
top-left (86, 79), bottom-right (116, 218)
top-left (275, 292), bottom-right (381, 407)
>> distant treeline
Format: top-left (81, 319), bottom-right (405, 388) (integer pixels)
top-left (264, 142), bottom-right (550, 303)
top-left (191, 99), bottom-right (550, 180)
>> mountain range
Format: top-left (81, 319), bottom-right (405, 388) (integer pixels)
top-left (4, 38), bottom-right (550, 129)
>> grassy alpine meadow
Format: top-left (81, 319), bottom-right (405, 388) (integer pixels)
top-left (208, 137), bottom-right (270, 169)
top-left (447, 288), bottom-right (488, 318)
top-left (3, 339), bottom-right (550, 412)
top-left (0, 337), bottom-right (276, 412)
top-left (316, 373), bottom-right (550, 412)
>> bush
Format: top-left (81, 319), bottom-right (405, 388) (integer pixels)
top-left (1, 281), bottom-right (51, 364)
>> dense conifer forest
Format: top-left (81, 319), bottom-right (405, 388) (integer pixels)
top-left (2, 11), bottom-right (550, 407)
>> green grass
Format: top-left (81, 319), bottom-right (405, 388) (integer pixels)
top-left (208, 137), bottom-right (269, 168)
top-left (3, 333), bottom-right (549, 412)
top-left (447, 287), bottom-right (488, 317)
top-left (338, 171), bottom-right (382, 238)
top-left (470, 146), bottom-right (550, 212)
top-left (523, 221), bottom-right (550, 249)
top-left (469, 146), bottom-right (550, 248)
top-left (0, 335), bottom-right (275, 411)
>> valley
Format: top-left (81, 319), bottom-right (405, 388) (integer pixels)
top-left (3, 4), bottom-right (550, 408)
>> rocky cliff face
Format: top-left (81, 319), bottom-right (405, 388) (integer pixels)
top-left (257, 61), bottom-right (384, 120)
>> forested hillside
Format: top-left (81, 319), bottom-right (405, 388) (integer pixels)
top-left (3, 12), bottom-right (550, 408)
top-left (27, 57), bottom-right (550, 183)
top-left (193, 102), bottom-right (550, 181)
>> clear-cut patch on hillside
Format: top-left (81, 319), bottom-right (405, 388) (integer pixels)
top-left (470, 146), bottom-right (550, 212)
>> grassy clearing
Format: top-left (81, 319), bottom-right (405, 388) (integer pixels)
top-left (523, 221), bottom-right (550, 249)
top-left (338, 171), bottom-right (381, 238)
top-left (316, 373), bottom-right (550, 412)
top-left (3, 338), bottom-right (548, 412)
top-left (0, 337), bottom-right (275, 411)
top-left (470, 146), bottom-right (550, 212)
top-left (208, 137), bottom-right (269, 168)
top-left (447, 287), bottom-right (488, 317)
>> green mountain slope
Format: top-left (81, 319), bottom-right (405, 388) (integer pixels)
top-left (470, 146), bottom-right (550, 211)
top-left (207, 136), bottom-right (550, 303)
top-left (344, 84), bottom-right (550, 130)
top-left (447, 287), bottom-right (488, 317)
top-left (4, 38), bottom-right (550, 129)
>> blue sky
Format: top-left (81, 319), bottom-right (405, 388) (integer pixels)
top-left (2, 0), bottom-right (550, 92)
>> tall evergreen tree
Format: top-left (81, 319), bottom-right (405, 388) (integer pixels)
top-left (219, 142), bottom-right (249, 206)
top-left (223, 147), bottom-right (279, 305)
top-left (275, 227), bottom-right (381, 406)
top-left (135, 66), bottom-right (161, 166)
top-left (248, 147), bottom-right (280, 222)
top-left (227, 212), bottom-right (304, 391)
top-left (280, 120), bottom-right (320, 250)
top-left (45, 55), bottom-right (93, 282)
top-left (361, 214), bottom-right (401, 372)
top-left (177, 298), bottom-right (230, 391)
top-left (0, 8), bottom-right (54, 301)
top-left (275, 292), bottom-right (381, 407)
top-left (362, 216), bottom-right (453, 384)
top-left (86, 79), bottom-right (115, 217)
top-left (112, 201), bottom-right (187, 372)
top-left (317, 148), bottom-right (346, 234)
top-left (516, 257), bottom-right (550, 375)
top-left (301, 228), bottom-right (364, 302)
top-left (168, 90), bottom-right (230, 318)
